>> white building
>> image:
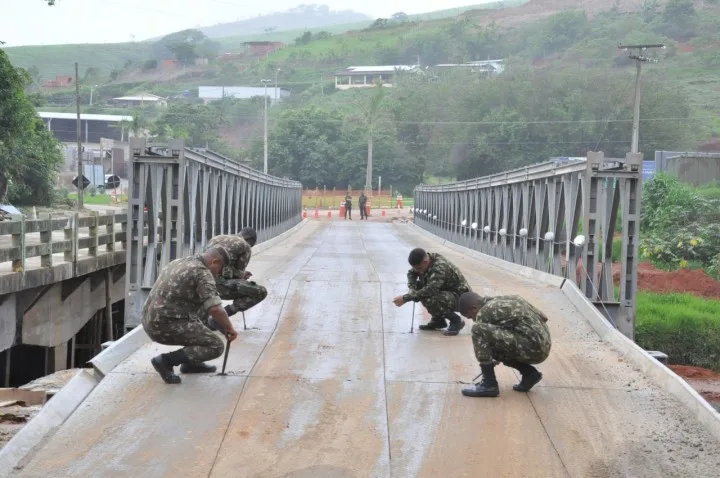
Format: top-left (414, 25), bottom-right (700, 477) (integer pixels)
top-left (198, 86), bottom-right (290, 104)
top-left (334, 65), bottom-right (422, 90)
top-left (112, 93), bottom-right (167, 107)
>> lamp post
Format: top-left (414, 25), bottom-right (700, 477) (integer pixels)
top-left (261, 79), bottom-right (272, 174)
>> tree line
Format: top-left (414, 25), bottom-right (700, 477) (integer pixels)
top-left (243, 64), bottom-right (697, 194)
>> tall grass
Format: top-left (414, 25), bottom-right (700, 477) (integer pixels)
top-left (636, 292), bottom-right (720, 372)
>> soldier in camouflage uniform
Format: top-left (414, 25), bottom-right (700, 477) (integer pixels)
top-left (142, 247), bottom-right (239, 385)
top-left (457, 291), bottom-right (552, 397)
top-left (392, 248), bottom-right (471, 336)
top-left (204, 228), bottom-right (267, 328)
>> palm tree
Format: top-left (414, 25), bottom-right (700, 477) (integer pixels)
top-left (347, 79), bottom-right (391, 192)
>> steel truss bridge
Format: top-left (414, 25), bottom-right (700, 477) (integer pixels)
top-left (2, 143), bottom-right (719, 478)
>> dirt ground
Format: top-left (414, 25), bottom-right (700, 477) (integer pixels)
top-left (608, 261), bottom-right (720, 409)
top-left (613, 262), bottom-right (720, 300)
top-left (0, 369), bottom-right (81, 451)
top-left (669, 366), bottom-right (720, 412)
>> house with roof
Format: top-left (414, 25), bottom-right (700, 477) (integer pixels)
top-left (111, 93), bottom-right (167, 108)
top-left (243, 41), bottom-right (285, 56)
top-left (42, 75), bottom-right (74, 89)
top-left (334, 65), bottom-right (423, 90)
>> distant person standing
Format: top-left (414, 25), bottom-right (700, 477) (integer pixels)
top-left (359, 192), bottom-right (368, 220)
top-left (344, 193), bottom-right (353, 220)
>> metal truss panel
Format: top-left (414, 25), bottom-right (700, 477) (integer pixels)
top-left (125, 140), bottom-right (302, 328)
top-left (414, 152), bottom-right (643, 340)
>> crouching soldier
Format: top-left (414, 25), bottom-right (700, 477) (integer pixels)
top-left (457, 291), bottom-right (552, 397)
top-left (142, 247), bottom-right (239, 384)
top-left (205, 228), bottom-right (267, 327)
top-left (392, 248), bottom-right (471, 336)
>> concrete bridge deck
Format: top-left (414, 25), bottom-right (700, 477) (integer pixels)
top-left (9, 220), bottom-right (720, 477)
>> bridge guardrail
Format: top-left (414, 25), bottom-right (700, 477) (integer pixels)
top-left (0, 212), bottom-right (134, 293)
top-left (125, 139), bottom-right (303, 329)
top-left (413, 151), bottom-right (643, 340)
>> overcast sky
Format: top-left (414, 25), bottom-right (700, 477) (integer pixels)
top-left (0, 0), bottom-right (493, 47)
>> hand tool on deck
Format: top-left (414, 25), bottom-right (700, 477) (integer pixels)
top-left (219, 337), bottom-right (231, 375)
top-left (410, 302), bottom-right (416, 333)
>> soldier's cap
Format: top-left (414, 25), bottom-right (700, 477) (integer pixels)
top-left (207, 245), bottom-right (231, 265)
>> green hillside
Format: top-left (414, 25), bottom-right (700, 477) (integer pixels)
top-left (3, 2), bottom-right (522, 80)
top-left (5, 0), bottom-right (720, 197)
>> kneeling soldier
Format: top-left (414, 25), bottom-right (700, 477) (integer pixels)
top-left (142, 247), bottom-right (239, 384)
top-left (458, 291), bottom-right (552, 397)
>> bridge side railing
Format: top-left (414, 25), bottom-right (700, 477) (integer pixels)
top-left (413, 151), bottom-right (643, 340)
top-left (0, 212), bottom-right (129, 294)
top-left (125, 139), bottom-right (303, 328)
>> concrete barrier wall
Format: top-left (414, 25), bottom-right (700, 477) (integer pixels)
top-left (406, 222), bottom-right (720, 442)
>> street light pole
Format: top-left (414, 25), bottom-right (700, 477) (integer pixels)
top-left (618, 44), bottom-right (664, 153)
top-left (261, 79), bottom-right (272, 174)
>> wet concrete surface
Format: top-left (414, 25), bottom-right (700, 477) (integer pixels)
top-left (12, 221), bottom-right (720, 477)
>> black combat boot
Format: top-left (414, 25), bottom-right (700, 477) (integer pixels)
top-left (504, 360), bottom-right (543, 392)
top-left (418, 317), bottom-right (447, 331)
top-left (443, 314), bottom-right (465, 336)
top-left (461, 363), bottom-right (499, 397)
top-left (150, 349), bottom-right (187, 384)
top-left (180, 362), bottom-right (217, 374)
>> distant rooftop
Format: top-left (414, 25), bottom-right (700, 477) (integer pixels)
top-left (38, 112), bottom-right (133, 122)
top-left (198, 86), bottom-right (289, 100)
top-left (112, 93), bottom-right (166, 102)
top-left (342, 65), bottom-right (420, 73)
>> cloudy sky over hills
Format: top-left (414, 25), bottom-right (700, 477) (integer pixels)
top-left (1, 0), bottom-right (494, 46)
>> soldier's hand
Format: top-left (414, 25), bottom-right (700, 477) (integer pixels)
top-left (242, 271), bottom-right (253, 280)
top-left (226, 328), bottom-right (239, 342)
top-left (392, 296), bottom-right (406, 307)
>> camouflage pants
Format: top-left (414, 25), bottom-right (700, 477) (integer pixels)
top-left (217, 279), bottom-right (268, 314)
top-left (142, 312), bottom-right (225, 363)
top-left (471, 320), bottom-right (551, 366)
top-left (421, 290), bottom-right (462, 323)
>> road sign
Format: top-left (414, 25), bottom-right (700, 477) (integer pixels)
top-left (73, 175), bottom-right (90, 189)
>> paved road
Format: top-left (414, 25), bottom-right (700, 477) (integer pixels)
top-left (13, 221), bottom-right (720, 477)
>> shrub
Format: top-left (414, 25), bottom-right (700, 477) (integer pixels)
top-left (640, 174), bottom-right (720, 270)
top-left (636, 292), bottom-right (720, 372)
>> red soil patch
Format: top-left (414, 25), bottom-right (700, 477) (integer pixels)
top-left (669, 365), bottom-right (720, 408)
top-left (613, 262), bottom-right (720, 299)
top-left (700, 391), bottom-right (720, 403)
top-left (669, 365), bottom-right (720, 382)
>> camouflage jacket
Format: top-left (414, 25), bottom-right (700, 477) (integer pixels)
top-left (207, 234), bottom-right (252, 280)
top-left (403, 252), bottom-right (471, 302)
top-left (142, 254), bottom-right (223, 320)
top-left (473, 295), bottom-right (549, 330)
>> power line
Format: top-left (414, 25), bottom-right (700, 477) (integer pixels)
top-left (36, 110), bottom-right (708, 125)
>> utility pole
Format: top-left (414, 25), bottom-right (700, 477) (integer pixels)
top-left (618, 44), bottom-right (664, 153)
top-left (75, 62), bottom-right (84, 209)
top-left (261, 79), bottom-right (272, 174)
